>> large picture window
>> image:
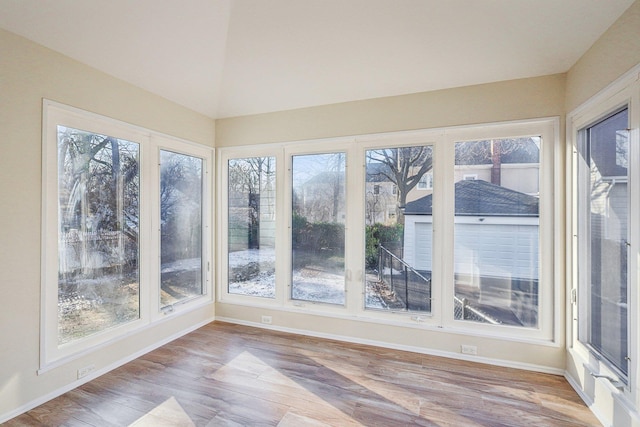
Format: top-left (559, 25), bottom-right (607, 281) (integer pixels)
top-left (42, 101), bottom-right (213, 367)
top-left (219, 118), bottom-right (556, 342)
top-left (291, 153), bottom-right (346, 305)
top-left (453, 138), bottom-right (540, 327)
top-left (57, 126), bottom-right (140, 344)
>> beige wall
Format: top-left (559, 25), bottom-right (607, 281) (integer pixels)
top-left (216, 74), bottom-right (566, 146)
top-left (566, 0), bottom-right (640, 113)
top-left (0, 29), bottom-right (215, 420)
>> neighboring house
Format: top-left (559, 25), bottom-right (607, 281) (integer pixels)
top-left (403, 179), bottom-right (540, 326)
top-left (407, 138), bottom-right (541, 204)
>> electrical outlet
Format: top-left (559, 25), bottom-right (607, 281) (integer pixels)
top-left (77, 364), bottom-right (96, 379)
top-left (261, 315), bottom-right (272, 324)
top-left (461, 344), bottom-right (478, 355)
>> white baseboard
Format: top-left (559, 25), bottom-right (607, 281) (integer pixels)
top-left (215, 316), bottom-right (565, 376)
top-left (563, 373), bottom-right (609, 427)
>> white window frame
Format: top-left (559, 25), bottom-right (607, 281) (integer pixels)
top-left (41, 100), bottom-right (213, 370)
top-left (568, 68), bottom-right (640, 403)
top-left (441, 119), bottom-right (557, 342)
top-left (286, 142), bottom-right (352, 312)
top-left (217, 118), bottom-right (559, 344)
top-left (218, 145), bottom-right (286, 306)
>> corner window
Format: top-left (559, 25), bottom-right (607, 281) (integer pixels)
top-left (42, 101), bottom-right (213, 367)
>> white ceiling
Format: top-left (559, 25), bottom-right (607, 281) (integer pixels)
top-left (0, 0), bottom-right (635, 119)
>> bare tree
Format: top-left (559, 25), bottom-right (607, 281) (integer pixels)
top-left (367, 146), bottom-right (433, 224)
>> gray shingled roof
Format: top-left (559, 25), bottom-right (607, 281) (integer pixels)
top-left (404, 179), bottom-right (539, 216)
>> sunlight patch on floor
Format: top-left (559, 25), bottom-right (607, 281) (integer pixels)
top-left (209, 351), bottom-right (364, 426)
top-left (304, 352), bottom-right (422, 415)
top-left (128, 396), bottom-right (194, 427)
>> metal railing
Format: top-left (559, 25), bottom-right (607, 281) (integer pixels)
top-left (378, 245), bottom-right (431, 312)
top-left (453, 295), bottom-right (501, 324)
top-left (377, 245), bottom-right (500, 324)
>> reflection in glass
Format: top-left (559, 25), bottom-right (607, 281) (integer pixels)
top-left (228, 157), bottom-right (276, 298)
top-left (291, 153), bottom-right (346, 304)
top-left (364, 146), bottom-right (433, 312)
top-left (160, 150), bottom-right (204, 307)
top-left (578, 108), bottom-right (629, 376)
top-left (57, 126), bottom-right (140, 344)
top-left (453, 138), bottom-right (540, 327)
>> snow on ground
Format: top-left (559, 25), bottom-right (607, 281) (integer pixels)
top-left (228, 248), bottom-right (276, 267)
top-left (161, 257), bottom-right (202, 273)
top-left (291, 270), bottom-right (345, 305)
top-left (60, 250), bottom-right (386, 309)
top-left (229, 270), bottom-right (276, 298)
top-left (229, 248), bottom-right (277, 298)
top-left (228, 248), bottom-right (385, 308)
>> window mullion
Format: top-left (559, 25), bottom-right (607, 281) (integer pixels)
top-left (438, 133), bottom-right (457, 328)
top-left (145, 143), bottom-right (160, 321)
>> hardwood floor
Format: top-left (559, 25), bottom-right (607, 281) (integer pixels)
top-left (8, 322), bottom-right (600, 426)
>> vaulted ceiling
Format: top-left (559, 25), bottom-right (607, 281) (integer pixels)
top-left (0, 0), bottom-right (634, 118)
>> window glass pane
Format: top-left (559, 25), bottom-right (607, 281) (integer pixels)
top-left (578, 108), bottom-right (629, 376)
top-left (160, 150), bottom-right (204, 307)
top-left (228, 157), bottom-right (276, 298)
top-left (453, 138), bottom-right (540, 327)
top-left (365, 146), bottom-right (433, 312)
top-left (292, 153), bottom-right (346, 304)
top-left (57, 126), bottom-right (140, 344)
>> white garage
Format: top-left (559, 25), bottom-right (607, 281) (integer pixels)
top-left (402, 179), bottom-right (539, 284)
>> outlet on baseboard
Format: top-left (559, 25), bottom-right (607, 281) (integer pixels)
top-left (261, 315), bottom-right (273, 324)
top-left (461, 344), bottom-right (478, 355)
top-left (77, 364), bottom-right (96, 379)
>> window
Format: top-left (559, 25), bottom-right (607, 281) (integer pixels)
top-left (42, 101), bottom-right (213, 367)
top-left (291, 153), bottom-right (346, 305)
top-left (227, 157), bottom-right (277, 298)
top-left (453, 138), bottom-right (541, 327)
top-left (365, 145), bottom-right (433, 312)
top-left (219, 118), bottom-right (556, 342)
top-left (56, 126), bottom-right (141, 344)
top-left (577, 108), bottom-right (630, 378)
top-left (160, 150), bottom-right (205, 308)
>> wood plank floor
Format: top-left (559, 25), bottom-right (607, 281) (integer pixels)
top-left (8, 322), bottom-right (601, 426)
